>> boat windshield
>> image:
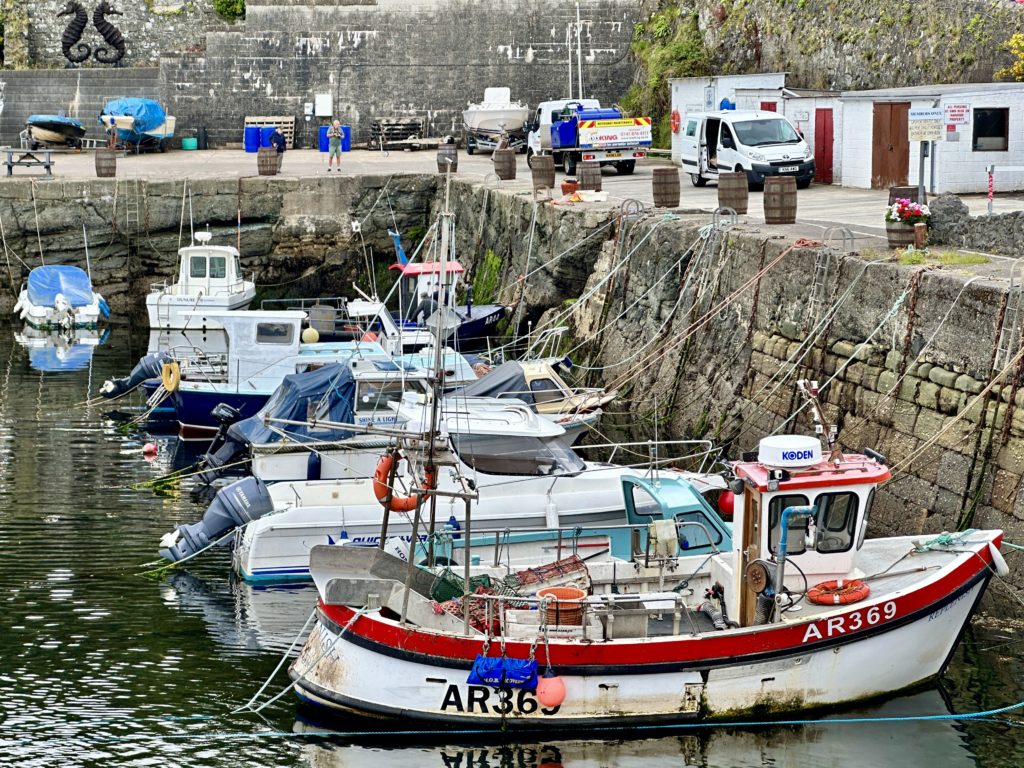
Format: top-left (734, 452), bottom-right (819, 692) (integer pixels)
top-left (451, 433), bottom-right (585, 476)
top-left (732, 118), bottom-right (802, 147)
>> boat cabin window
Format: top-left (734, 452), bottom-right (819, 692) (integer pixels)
top-left (355, 379), bottom-right (426, 413)
top-left (452, 434), bottom-right (585, 476)
top-left (814, 491), bottom-right (859, 553)
top-left (676, 510), bottom-right (724, 549)
top-left (529, 378), bottom-right (565, 405)
top-left (190, 256), bottom-right (207, 278)
top-left (256, 322), bottom-right (294, 345)
top-left (629, 484), bottom-right (662, 517)
top-left (209, 256), bottom-right (227, 280)
top-left (857, 490), bottom-right (874, 550)
top-left (767, 494), bottom-right (810, 555)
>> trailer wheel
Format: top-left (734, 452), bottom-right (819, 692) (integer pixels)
top-left (690, 173), bottom-right (707, 187)
top-left (526, 148), bottom-right (535, 168)
top-left (466, 142), bottom-right (475, 156)
top-left (616, 160), bottom-right (636, 175)
top-left (565, 154), bottom-right (578, 176)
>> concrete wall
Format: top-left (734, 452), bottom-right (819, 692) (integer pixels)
top-left (0, 68), bottom-right (161, 145)
top-left (161, 0), bottom-right (640, 148)
top-left (24, 1), bottom-right (222, 68)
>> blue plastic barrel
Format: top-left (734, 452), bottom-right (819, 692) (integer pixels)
top-left (318, 125), bottom-right (329, 152)
top-left (341, 125), bottom-right (352, 152)
top-left (243, 126), bottom-right (260, 153)
top-left (259, 126), bottom-right (276, 148)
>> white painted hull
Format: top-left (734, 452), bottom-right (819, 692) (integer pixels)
top-left (291, 552), bottom-right (992, 727)
top-left (234, 464), bottom-right (655, 582)
top-left (13, 290), bottom-right (103, 329)
top-left (146, 284), bottom-right (256, 329)
top-left (463, 107), bottom-right (530, 136)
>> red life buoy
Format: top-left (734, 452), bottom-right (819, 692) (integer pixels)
top-left (670, 110), bottom-right (682, 134)
top-left (807, 579), bottom-right (871, 606)
top-left (373, 452), bottom-right (437, 513)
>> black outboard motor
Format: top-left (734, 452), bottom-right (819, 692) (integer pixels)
top-left (158, 476), bottom-right (274, 562)
top-left (100, 351), bottom-right (171, 398)
top-left (197, 403), bottom-right (246, 484)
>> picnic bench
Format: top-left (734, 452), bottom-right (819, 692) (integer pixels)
top-left (4, 149), bottom-right (54, 177)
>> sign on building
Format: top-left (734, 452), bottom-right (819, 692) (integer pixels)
top-left (908, 108), bottom-right (943, 142)
top-left (944, 104), bottom-right (971, 125)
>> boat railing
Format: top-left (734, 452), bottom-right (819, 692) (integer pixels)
top-left (576, 438), bottom-right (722, 475)
top-left (148, 273), bottom-right (254, 297)
top-left (167, 346), bottom-right (229, 381)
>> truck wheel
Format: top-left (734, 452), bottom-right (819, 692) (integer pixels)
top-left (554, 153), bottom-right (565, 171)
top-left (526, 148), bottom-right (535, 168)
top-left (690, 173), bottom-right (707, 187)
top-left (616, 160), bottom-right (636, 175)
top-left (797, 178), bottom-right (811, 190)
top-left (466, 141), bottom-right (476, 156)
top-left (566, 154), bottom-right (578, 176)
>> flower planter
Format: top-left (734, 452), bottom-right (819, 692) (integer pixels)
top-left (886, 221), bottom-right (916, 249)
top-left (561, 179), bottom-right (579, 195)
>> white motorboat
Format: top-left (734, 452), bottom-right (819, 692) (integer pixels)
top-left (463, 87), bottom-right (530, 138)
top-left (286, 382), bottom-right (1008, 728)
top-left (146, 231), bottom-right (256, 330)
top-left (13, 265), bottom-right (108, 331)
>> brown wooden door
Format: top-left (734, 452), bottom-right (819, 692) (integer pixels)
top-left (871, 102), bottom-right (910, 189)
top-left (814, 108), bottom-right (834, 184)
top-left (738, 489), bottom-right (762, 628)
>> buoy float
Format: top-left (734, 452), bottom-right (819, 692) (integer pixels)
top-left (536, 668), bottom-right (566, 708)
top-left (360, 331), bottom-right (378, 343)
top-left (807, 579), bottom-right (871, 606)
top-left (142, 442), bottom-right (158, 455)
top-left (373, 452), bottom-right (437, 513)
top-left (670, 109), bottom-right (682, 134)
top-left (717, 490), bottom-right (735, 518)
top-left (301, 326), bottom-right (320, 344)
top-left (160, 361), bottom-right (181, 392)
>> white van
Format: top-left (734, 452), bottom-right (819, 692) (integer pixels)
top-left (679, 110), bottom-right (815, 189)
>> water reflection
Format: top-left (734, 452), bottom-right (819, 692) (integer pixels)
top-left (14, 327), bottom-right (110, 373)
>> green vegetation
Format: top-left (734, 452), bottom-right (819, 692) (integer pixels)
top-left (212, 0), bottom-right (244, 22)
top-left (471, 249), bottom-right (503, 305)
top-left (997, 33), bottom-right (1024, 81)
top-left (897, 249), bottom-right (990, 266)
top-left (620, 5), bottom-right (710, 148)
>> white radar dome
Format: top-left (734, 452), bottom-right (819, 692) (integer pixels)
top-left (757, 435), bottom-right (822, 469)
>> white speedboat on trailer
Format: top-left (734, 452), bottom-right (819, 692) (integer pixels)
top-left (13, 265), bottom-right (109, 331)
top-left (286, 381), bottom-right (1009, 728)
top-left (463, 87), bottom-right (530, 154)
top-left (147, 231), bottom-right (256, 330)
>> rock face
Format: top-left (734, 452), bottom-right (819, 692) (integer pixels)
top-left (930, 193), bottom-right (1024, 257)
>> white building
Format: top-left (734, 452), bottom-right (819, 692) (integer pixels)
top-left (838, 83), bottom-right (1024, 193)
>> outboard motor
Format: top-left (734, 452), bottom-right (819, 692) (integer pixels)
top-left (100, 351), bottom-right (171, 398)
top-left (158, 476), bottom-right (274, 562)
top-left (197, 404), bottom-right (245, 484)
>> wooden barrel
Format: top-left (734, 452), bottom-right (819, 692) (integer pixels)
top-left (885, 222), bottom-right (916, 249)
top-left (652, 167), bottom-right (680, 207)
top-left (578, 161), bottom-right (601, 191)
top-left (718, 171), bottom-right (749, 214)
top-left (94, 149), bottom-right (116, 178)
top-left (493, 149), bottom-right (516, 180)
top-left (531, 155), bottom-right (555, 190)
top-left (763, 176), bottom-right (797, 224)
top-left (888, 185), bottom-right (926, 205)
top-left (437, 144), bottom-right (458, 173)
top-left (257, 147), bottom-right (279, 176)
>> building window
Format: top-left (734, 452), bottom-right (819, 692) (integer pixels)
top-left (973, 108), bottom-right (1009, 152)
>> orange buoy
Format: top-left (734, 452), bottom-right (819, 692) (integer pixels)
top-left (372, 452), bottom-right (437, 513)
top-left (536, 670), bottom-right (566, 708)
top-left (143, 442), bottom-right (158, 455)
top-left (670, 109), bottom-right (682, 134)
top-left (717, 490), bottom-right (735, 518)
top-left (360, 331), bottom-right (378, 342)
top-left (807, 579), bottom-right (871, 606)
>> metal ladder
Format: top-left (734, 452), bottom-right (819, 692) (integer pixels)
top-left (995, 260), bottom-right (1024, 373)
top-left (124, 177), bottom-right (142, 236)
top-left (804, 248), bottom-right (832, 331)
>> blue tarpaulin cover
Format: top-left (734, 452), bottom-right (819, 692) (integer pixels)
top-left (29, 343), bottom-right (97, 373)
top-left (99, 98), bottom-right (167, 142)
top-left (26, 265), bottom-right (95, 308)
top-left (228, 363), bottom-right (357, 446)
top-left (27, 115), bottom-right (85, 129)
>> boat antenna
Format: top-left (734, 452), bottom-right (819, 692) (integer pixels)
top-left (178, 180), bottom-right (188, 250)
top-left (188, 188), bottom-right (195, 246)
top-left (797, 379), bottom-right (841, 464)
top-left (576, 2), bottom-right (584, 100)
top-left (567, 18), bottom-right (573, 100)
top-left (82, 224), bottom-right (92, 284)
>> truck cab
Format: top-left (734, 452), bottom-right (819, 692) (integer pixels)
top-left (679, 110), bottom-right (814, 190)
top-left (527, 99), bottom-right (649, 176)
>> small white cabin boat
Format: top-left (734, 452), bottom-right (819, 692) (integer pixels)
top-left (147, 232), bottom-right (255, 330)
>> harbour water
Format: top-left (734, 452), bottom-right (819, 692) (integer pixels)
top-left (0, 324), bottom-right (1022, 767)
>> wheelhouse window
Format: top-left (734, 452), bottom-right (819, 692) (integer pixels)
top-left (630, 484), bottom-right (662, 517)
top-left (255, 322), bottom-right (294, 344)
top-left (355, 379), bottom-right (425, 413)
top-left (529, 378), bottom-right (565, 405)
top-left (676, 509), bottom-right (724, 549)
top-left (190, 256), bottom-right (206, 278)
top-left (815, 491), bottom-right (860, 553)
top-left (451, 434), bottom-right (585, 476)
top-left (209, 256), bottom-right (227, 279)
top-left (973, 108), bottom-right (1009, 151)
top-left (767, 494), bottom-right (810, 555)
top-left (857, 489), bottom-right (874, 550)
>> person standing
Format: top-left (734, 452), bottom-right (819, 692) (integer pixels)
top-left (326, 120), bottom-right (343, 172)
top-left (270, 126), bottom-right (286, 170)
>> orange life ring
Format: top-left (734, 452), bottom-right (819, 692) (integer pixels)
top-left (807, 579), bottom-right (871, 606)
top-left (670, 109), bottom-right (682, 134)
top-left (373, 452), bottom-right (437, 513)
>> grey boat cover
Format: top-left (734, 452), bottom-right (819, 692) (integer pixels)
top-left (451, 361), bottom-right (534, 405)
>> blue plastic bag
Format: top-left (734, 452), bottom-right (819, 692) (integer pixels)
top-left (466, 655), bottom-right (538, 689)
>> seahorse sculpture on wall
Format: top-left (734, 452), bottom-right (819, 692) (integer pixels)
top-left (57, 1), bottom-right (92, 65)
top-left (92, 1), bottom-right (127, 65)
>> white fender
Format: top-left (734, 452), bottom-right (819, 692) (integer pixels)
top-left (989, 541), bottom-right (1010, 577)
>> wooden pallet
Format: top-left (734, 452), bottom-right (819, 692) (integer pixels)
top-left (243, 116), bottom-right (296, 148)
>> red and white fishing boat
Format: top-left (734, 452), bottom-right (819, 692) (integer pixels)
top-left (289, 380), bottom-right (1008, 727)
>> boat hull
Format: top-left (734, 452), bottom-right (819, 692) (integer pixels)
top-left (172, 389), bottom-right (269, 439)
top-left (146, 286), bottom-right (256, 330)
top-left (290, 546), bottom-right (993, 728)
